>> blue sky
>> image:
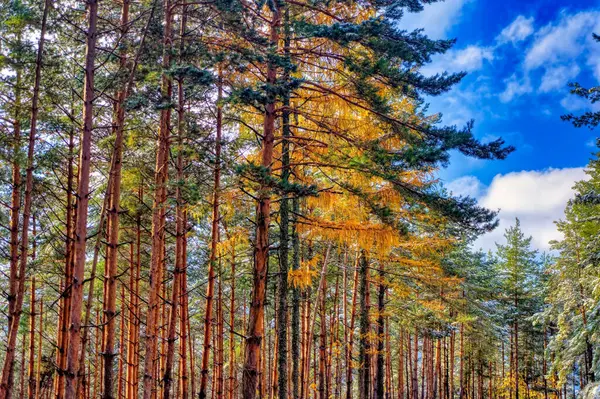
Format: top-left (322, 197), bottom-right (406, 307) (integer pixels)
top-left (403, 0), bottom-right (600, 251)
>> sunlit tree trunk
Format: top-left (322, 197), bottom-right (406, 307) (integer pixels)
top-left (199, 64), bottom-right (224, 399)
top-left (241, 0), bottom-right (282, 395)
top-left (142, 0), bottom-right (174, 395)
top-left (358, 251), bottom-right (371, 399)
top-left (0, 0), bottom-right (49, 396)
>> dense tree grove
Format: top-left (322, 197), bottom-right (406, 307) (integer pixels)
top-left (0, 0), bottom-right (599, 399)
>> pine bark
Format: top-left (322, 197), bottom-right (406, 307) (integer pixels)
top-left (142, 0), bottom-right (174, 395)
top-left (0, 0), bottom-right (49, 396)
top-left (241, 3), bottom-right (281, 398)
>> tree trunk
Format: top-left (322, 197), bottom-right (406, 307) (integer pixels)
top-left (0, 0), bottom-right (49, 396)
top-left (162, 7), bottom-right (187, 397)
top-left (142, 0), bottom-right (174, 395)
top-left (199, 64), bottom-right (224, 399)
top-left (346, 256), bottom-right (360, 399)
top-left (358, 250), bottom-right (371, 399)
top-left (375, 264), bottom-right (386, 399)
top-left (241, 4), bottom-right (281, 398)
top-left (277, 7), bottom-right (291, 399)
top-left (291, 195), bottom-right (301, 399)
top-left (101, 2), bottom-right (131, 396)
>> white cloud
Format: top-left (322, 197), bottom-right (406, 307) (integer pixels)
top-left (449, 168), bottom-right (588, 251)
top-left (539, 64), bottom-right (581, 93)
top-left (560, 94), bottom-right (595, 112)
top-left (400, 0), bottom-right (472, 38)
top-left (524, 11), bottom-right (600, 71)
top-left (423, 45), bottom-right (494, 75)
top-left (500, 74), bottom-right (532, 103)
top-left (497, 16), bottom-right (535, 44)
top-left (446, 175), bottom-right (485, 198)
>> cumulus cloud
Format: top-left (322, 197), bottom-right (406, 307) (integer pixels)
top-left (524, 11), bottom-right (600, 71)
top-left (497, 16), bottom-right (535, 44)
top-left (448, 168), bottom-right (588, 251)
top-left (495, 11), bottom-right (600, 102)
top-left (423, 45), bottom-right (494, 76)
top-left (399, 0), bottom-right (472, 38)
top-left (539, 64), bottom-right (581, 93)
top-left (446, 175), bottom-right (485, 198)
top-left (499, 74), bottom-right (532, 103)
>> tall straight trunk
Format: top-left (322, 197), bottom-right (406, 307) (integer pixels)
top-left (241, 4), bottom-right (281, 398)
top-left (180, 214), bottom-right (190, 399)
top-left (514, 320), bottom-right (518, 399)
top-left (0, 0), bottom-right (49, 396)
top-left (28, 275), bottom-right (36, 399)
top-left (375, 265), bottom-right (386, 399)
top-left (277, 7), bottom-right (291, 399)
top-left (291, 195), bottom-right (301, 399)
top-left (162, 8), bottom-right (187, 397)
top-left (436, 340), bottom-right (441, 399)
top-left (142, 0), bottom-right (173, 395)
top-left (35, 298), bottom-right (43, 399)
top-left (318, 274), bottom-right (327, 399)
top-left (117, 284), bottom-right (127, 399)
top-left (7, 62), bottom-right (22, 342)
top-left (56, 97), bottom-right (77, 399)
top-left (398, 329), bottom-right (405, 399)
top-left (76, 162), bottom-right (112, 398)
top-left (63, 0), bottom-right (99, 396)
top-left (450, 332), bottom-right (454, 399)
top-left (227, 232), bottom-right (237, 399)
top-left (358, 250), bottom-right (371, 399)
top-left (102, 2), bottom-right (131, 396)
top-left (346, 256), bottom-right (360, 399)
top-left (199, 65), bottom-right (224, 399)
top-left (412, 331), bottom-right (418, 399)
top-left (216, 263), bottom-right (225, 399)
top-left (127, 235), bottom-right (141, 399)
top-left (459, 324), bottom-right (464, 399)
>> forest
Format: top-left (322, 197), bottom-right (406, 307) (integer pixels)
top-left (1, 0), bottom-right (600, 399)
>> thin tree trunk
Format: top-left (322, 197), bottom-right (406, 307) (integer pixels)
top-left (375, 265), bottom-right (386, 399)
top-left (28, 275), bottom-right (36, 399)
top-left (346, 255), bottom-right (360, 399)
top-left (162, 10), bottom-right (187, 397)
top-left (199, 64), bottom-right (224, 399)
top-left (241, 2), bottom-right (281, 396)
top-left (0, 0), bottom-right (48, 396)
top-left (277, 7), bottom-right (292, 399)
top-left (142, 0), bottom-right (174, 395)
top-left (101, 0), bottom-right (131, 395)
top-left (7, 58), bottom-right (22, 343)
top-left (358, 250), bottom-right (371, 399)
top-left (179, 213), bottom-right (190, 399)
top-left (291, 195), bottom-right (301, 399)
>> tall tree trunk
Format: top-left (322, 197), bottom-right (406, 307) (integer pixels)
top-left (7, 60), bottom-right (22, 343)
top-left (35, 298), bottom-right (43, 399)
top-left (398, 329), bottom-right (405, 399)
top-left (102, 1), bottom-right (131, 396)
top-left (375, 265), bottom-right (386, 399)
top-left (241, 4), bottom-right (281, 398)
top-left (199, 64), bottom-right (224, 399)
top-left (277, 6), bottom-right (291, 399)
top-left (63, 0), bottom-right (99, 395)
top-left (142, 0), bottom-right (174, 395)
top-left (216, 262), bottom-right (225, 399)
top-left (358, 250), bottom-right (371, 399)
top-left (291, 195), bottom-right (301, 399)
top-left (227, 230), bottom-right (237, 399)
top-left (318, 273), bottom-right (327, 399)
top-left (0, 0), bottom-right (49, 396)
top-left (346, 256), bottom-right (360, 399)
top-left (179, 214), bottom-right (190, 399)
top-left (162, 7), bottom-right (187, 397)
